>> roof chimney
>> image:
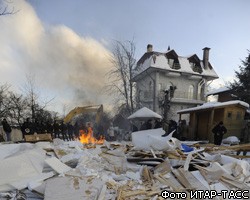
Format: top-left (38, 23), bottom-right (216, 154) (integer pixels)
top-left (147, 44), bottom-right (153, 52)
top-left (202, 47), bottom-right (210, 69)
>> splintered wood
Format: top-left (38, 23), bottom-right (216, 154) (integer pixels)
top-left (39, 140), bottom-right (250, 200)
top-left (117, 142), bottom-right (250, 199)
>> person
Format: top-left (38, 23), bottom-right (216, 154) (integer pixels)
top-left (53, 121), bottom-right (60, 139)
top-left (212, 121), bottom-right (227, 145)
top-left (237, 121), bottom-right (250, 156)
top-left (179, 120), bottom-right (189, 141)
top-left (2, 118), bottom-right (12, 141)
top-left (21, 118), bottom-right (34, 139)
top-left (67, 123), bottom-right (74, 141)
top-left (162, 119), bottom-right (177, 137)
top-left (154, 119), bottom-right (162, 129)
top-left (131, 124), bottom-right (138, 132)
top-left (108, 123), bottom-right (115, 141)
top-left (60, 121), bottom-right (68, 141)
top-left (74, 121), bottom-right (80, 140)
top-left (140, 119), bottom-right (152, 130)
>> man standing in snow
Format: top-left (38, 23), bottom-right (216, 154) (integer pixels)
top-left (1, 118), bottom-right (12, 141)
top-left (212, 121), bottom-right (227, 145)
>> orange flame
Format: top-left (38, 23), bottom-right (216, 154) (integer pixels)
top-left (79, 127), bottom-right (104, 144)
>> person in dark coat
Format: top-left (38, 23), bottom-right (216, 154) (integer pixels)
top-left (154, 119), bottom-right (162, 129)
top-left (212, 121), bottom-right (227, 145)
top-left (162, 120), bottom-right (177, 137)
top-left (67, 123), bottom-right (74, 141)
top-left (60, 121), bottom-right (68, 141)
top-left (2, 118), bottom-right (12, 141)
top-left (140, 119), bottom-right (152, 130)
top-left (53, 121), bottom-right (60, 139)
top-left (21, 118), bottom-right (34, 139)
top-left (74, 122), bottom-right (80, 140)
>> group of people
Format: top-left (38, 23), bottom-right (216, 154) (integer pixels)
top-left (20, 118), bottom-right (81, 141)
top-left (140, 119), bottom-right (163, 131)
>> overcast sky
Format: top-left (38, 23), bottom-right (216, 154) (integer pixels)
top-left (1, 0), bottom-right (250, 114)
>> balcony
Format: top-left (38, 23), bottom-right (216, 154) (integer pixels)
top-left (171, 62), bottom-right (181, 70)
top-left (171, 91), bottom-right (205, 103)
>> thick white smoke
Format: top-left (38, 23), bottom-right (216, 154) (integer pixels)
top-left (0, 0), bottom-right (113, 113)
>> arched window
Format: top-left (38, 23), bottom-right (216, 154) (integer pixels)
top-left (188, 85), bottom-right (194, 99)
top-left (149, 81), bottom-right (153, 93)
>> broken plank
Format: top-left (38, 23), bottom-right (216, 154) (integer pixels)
top-left (122, 190), bottom-right (146, 198)
top-left (178, 168), bottom-right (208, 190)
top-left (172, 169), bottom-right (193, 189)
top-left (25, 134), bottom-right (52, 142)
top-left (154, 174), bottom-right (184, 192)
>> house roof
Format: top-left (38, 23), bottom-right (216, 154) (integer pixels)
top-left (133, 49), bottom-right (219, 81)
top-left (177, 100), bottom-right (249, 114)
top-left (206, 86), bottom-right (231, 96)
top-left (127, 107), bottom-right (162, 120)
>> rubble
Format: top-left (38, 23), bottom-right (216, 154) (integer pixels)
top-left (0, 136), bottom-right (249, 200)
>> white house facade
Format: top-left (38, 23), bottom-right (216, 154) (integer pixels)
top-left (132, 45), bottom-right (219, 122)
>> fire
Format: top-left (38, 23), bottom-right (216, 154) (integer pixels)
top-left (79, 127), bottom-right (104, 144)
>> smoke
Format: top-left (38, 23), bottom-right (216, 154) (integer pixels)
top-left (0, 0), bottom-right (113, 113)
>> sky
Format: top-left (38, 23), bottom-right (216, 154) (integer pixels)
top-left (0, 0), bottom-right (250, 114)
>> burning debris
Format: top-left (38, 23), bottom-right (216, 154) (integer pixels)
top-left (79, 124), bottom-right (105, 145)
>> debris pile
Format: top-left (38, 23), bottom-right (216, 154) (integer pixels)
top-left (0, 134), bottom-right (250, 200)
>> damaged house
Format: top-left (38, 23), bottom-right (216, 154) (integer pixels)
top-left (132, 45), bottom-right (218, 121)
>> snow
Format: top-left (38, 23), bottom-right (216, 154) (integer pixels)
top-left (133, 51), bottom-right (219, 79)
top-left (222, 136), bottom-right (240, 145)
top-left (206, 86), bottom-right (230, 96)
top-left (178, 100), bottom-right (249, 114)
top-left (127, 107), bottom-right (162, 120)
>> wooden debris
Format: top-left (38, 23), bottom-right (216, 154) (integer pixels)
top-left (154, 160), bottom-right (172, 175)
top-left (154, 174), bottom-right (184, 192)
top-left (172, 169), bottom-right (194, 189)
top-left (178, 168), bottom-right (208, 190)
top-left (25, 133), bottom-right (52, 142)
top-left (221, 176), bottom-right (250, 190)
top-left (141, 166), bottom-right (153, 183)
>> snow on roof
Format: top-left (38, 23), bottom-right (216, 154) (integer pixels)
top-left (177, 100), bottom-right (249, 114)
top-left (206, 86), bottom-right (230, 96)
top-left (128, 107), bottom-right (162, 120)
top-left (133, 50), bottom-right (218, 79)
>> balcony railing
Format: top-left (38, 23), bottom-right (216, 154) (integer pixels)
top-left (172, 91), bottom-right (205, 101)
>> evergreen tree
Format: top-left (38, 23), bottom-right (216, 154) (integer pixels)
top-left (230, 50), bottom-right (250, 104)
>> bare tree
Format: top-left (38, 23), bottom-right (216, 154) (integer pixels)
top-left (8, 92), bottom-right (28, 126)
top-left (0, 0), bottom-right (17, 16)
top-left (0, 83), bottom-right (10, 118)
top-left (107, 40), bottom-right (137, 115)
top-left (23, 75), bottom-right (54, 122)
